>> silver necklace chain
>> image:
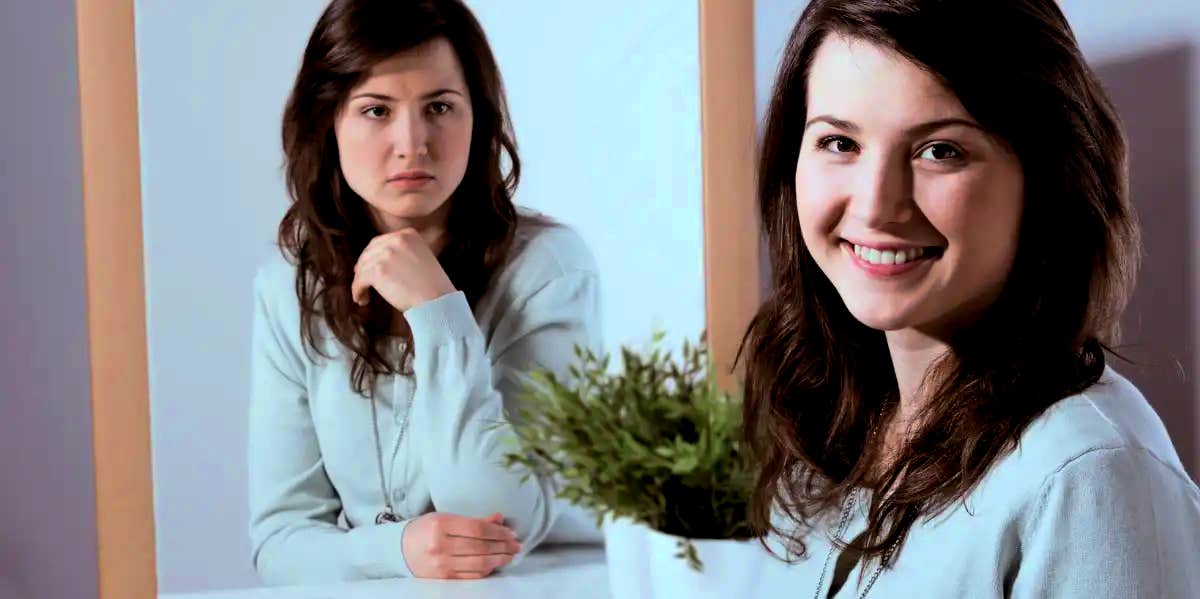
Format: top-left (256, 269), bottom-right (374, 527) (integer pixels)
top-left (811, 491), bottom-right (900, 599)
top-left (811, 491), bottom-right (858, 598)
top-left (814, 403), bottom-right (902, 599)
top-left (370, 376), bottom-right (415, 525)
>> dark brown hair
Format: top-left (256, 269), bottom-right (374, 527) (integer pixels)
top-left (279, 0), bottom-right (521, 395)
top-left (739, 0), bottom-right (1140, 565)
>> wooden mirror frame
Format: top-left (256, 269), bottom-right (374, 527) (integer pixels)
top-left (76, 1), bottom-right (757, 596)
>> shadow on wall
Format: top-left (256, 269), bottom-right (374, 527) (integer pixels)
top-left (1097, 43), bottom-right (1197, 483)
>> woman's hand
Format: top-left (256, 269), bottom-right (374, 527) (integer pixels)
top-left (402, 512), bottom-right (522, 579)
top-left (351, 228), bottom-right (456, 312)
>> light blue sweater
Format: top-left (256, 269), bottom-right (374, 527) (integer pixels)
top-left (772, 367), bottom-right (1200, 598)
top-left (247, 214), bottom-right (603, 585)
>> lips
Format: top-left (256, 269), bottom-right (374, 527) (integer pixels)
top-left (386, 170), bottom-right (435, 189)
top-left (852, 243), bottom-right (937, 266)
top-left (387, 169), bottom-right (434, 182)
top-left (842, 241), bottom-right (943, 277)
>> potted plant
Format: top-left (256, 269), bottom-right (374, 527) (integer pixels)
top-left (501, 333), bottom-right (789, 598)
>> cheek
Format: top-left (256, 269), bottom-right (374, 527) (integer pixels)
top-left (440, 114), bottom-right (473, 165)
top-left (794, 156), bottom-right (847, 241)
top-left (921, 170), bottom-right (1023, 272)
top-left (335, 121), bottom-right (384, 182)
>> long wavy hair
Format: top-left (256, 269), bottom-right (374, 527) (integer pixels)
top-left (739, 0), bottom-right (1141, 565)
top-left (279, 0), bottom-right (521, 396)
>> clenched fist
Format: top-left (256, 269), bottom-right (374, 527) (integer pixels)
top-left (351, 228), bottom-right (456, 312)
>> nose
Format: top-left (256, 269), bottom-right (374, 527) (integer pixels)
top-left (391, 108), bottom-right (429, 159)
top-left (847, 153), bottom-right (914, 227)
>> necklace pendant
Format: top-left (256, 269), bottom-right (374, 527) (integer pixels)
top-left (376, 510), bottom-right (400, 525)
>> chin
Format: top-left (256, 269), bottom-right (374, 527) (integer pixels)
top-left (841, 299), bottom-right (921, 332)
top-left (373, 193), bottom-right (448, 218)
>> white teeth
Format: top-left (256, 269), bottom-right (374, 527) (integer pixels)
top-left (853, 243), bottom-right (930, 266)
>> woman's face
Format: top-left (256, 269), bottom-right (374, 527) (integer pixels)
top-left (334, 37), bottom-right (474, 234)
top-left (794, 35), bottom-right (1024, 339)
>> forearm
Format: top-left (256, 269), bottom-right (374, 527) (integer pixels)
top-left (406, 291), bottom-right (558, 546)
top-left (250, 517), bottom-right (414, 585)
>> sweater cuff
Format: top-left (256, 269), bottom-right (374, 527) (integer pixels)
top-left (353, 519), bottom-right (415, 579)
top-left (404, 291), bottom-right (480, 347)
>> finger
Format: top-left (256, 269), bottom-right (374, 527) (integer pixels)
top-left (444, 518), bottom-right (517, 542)
top-left (485, 513), bottom-right (505, 525)
top-left (365, 228), bottom-right (416, 253)
top-left (354, 244), bottom-right (387, 276)
top-left (448, 570), bottom-right (489, 580)
top-left (448, 536), bottom-right (521, 557)
top-left (350, 270), bottom-right (370, 306)
top-left (364, 230), bottom-right (398, 251)
top-left (450, 552), bottom-right (515, 574)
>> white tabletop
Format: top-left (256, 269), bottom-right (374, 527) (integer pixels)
top-left (160, 545), bottom-right (609, 599)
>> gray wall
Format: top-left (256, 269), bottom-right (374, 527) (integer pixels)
top-left (0, 2), bottom-right (100, 599)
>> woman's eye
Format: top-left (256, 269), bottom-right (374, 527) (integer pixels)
top-left (817, 135), bottom-right (859, 154)
top-left (918, 142), bottom-right (964, 162)
top-left (362, 105), bottom-right (389, 119)
top-left (428, 101), bottom-right (452, 115)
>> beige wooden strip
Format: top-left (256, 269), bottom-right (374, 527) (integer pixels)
top-left (699, 0), bottom-right (760, 392)
top-left (75, 0), bottom-right (158, 596)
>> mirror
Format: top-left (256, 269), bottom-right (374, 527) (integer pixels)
top-left (135, 0), bottom-right (709, 593)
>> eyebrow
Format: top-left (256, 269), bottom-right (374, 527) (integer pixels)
top-left (805, 115), bottom-right (985, 137)
top-left (350, 88), bottom-right (466, 102)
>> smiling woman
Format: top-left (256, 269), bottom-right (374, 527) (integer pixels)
top-left (740, 0), bottom-right (1200, 597)
top-left (794, 36), bottom-right (1025, 345)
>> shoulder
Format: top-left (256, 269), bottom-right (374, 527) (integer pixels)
top-left (253, 248), bottom-right (299, 304)
top-left (489, 208), bottom-right (599, 300)
top-left (508, 207), bottom-right (598, 277)
top-left (251, 249), bottom-right (305, 345)
top-left (980, 366), bottom-right (1195, 505)
top-left (1018, 367), bottom-right (1187, 478)
top-left (1010, 439), bottom-right (1200, 597)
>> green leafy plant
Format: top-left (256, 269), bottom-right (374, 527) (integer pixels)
top-left (500, 332), bottom-right (754, 571)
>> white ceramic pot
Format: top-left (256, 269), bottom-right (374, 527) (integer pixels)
top-left (602, 517), bottom-right (792, 599)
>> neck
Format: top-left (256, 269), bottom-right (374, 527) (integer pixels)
top-left (867, 328), bottom-right (950, 482)
top-left (882, 327), bottom-right (951, 432)
top-left (370, 202), bottom-right (452, 254)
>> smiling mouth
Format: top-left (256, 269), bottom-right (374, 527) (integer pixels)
top-left (849, 242), bottom-right (944, 266)
top-left (841, 241), bottom-right (944, 277)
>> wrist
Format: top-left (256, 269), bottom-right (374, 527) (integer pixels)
top-left (410, 285), bottom-right (456, 310)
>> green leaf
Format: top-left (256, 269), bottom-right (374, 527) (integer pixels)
top-left (498, 331), bottom-right (754, 557)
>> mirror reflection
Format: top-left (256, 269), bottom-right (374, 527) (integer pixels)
top-left (140, 0), bottom-right (705, 594)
